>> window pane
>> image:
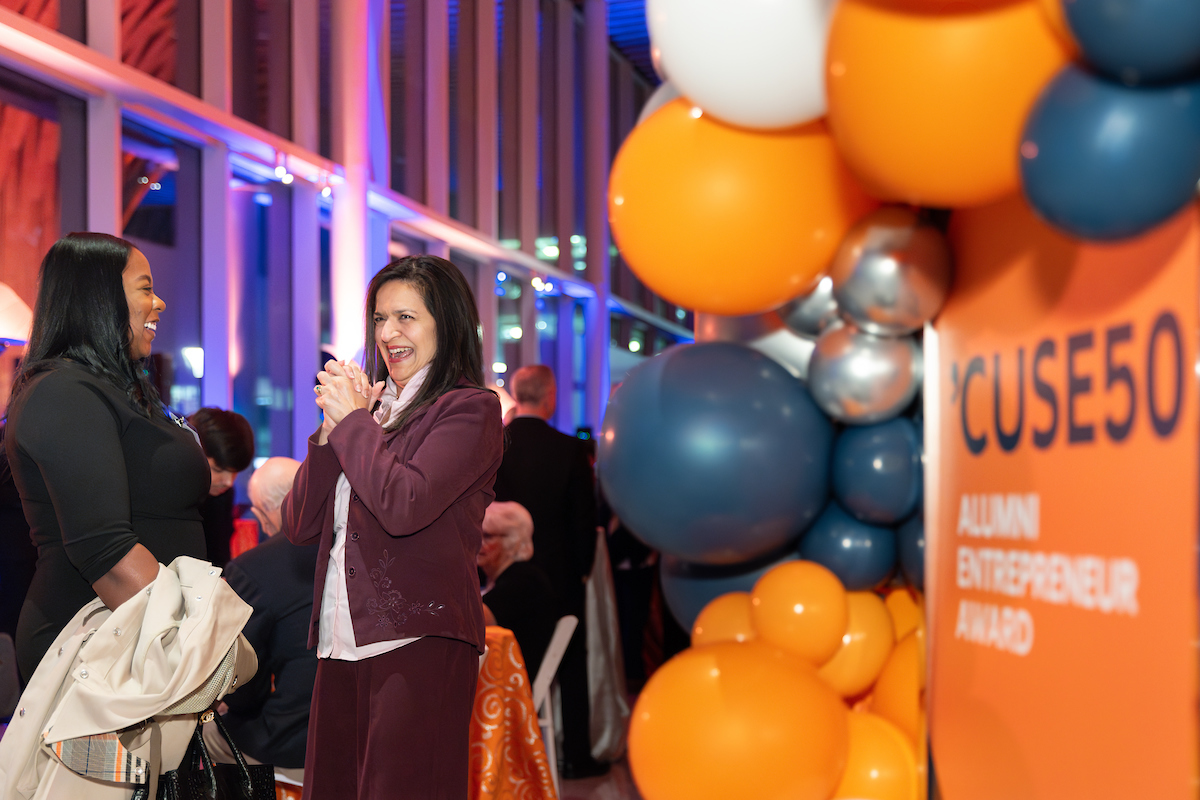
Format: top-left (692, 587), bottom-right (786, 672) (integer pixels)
top-left (319, 0), bottom-right (332, 158)
top-left (122, 121), bottom-right (202, 416)
top-left (232, 0), bottom-right (292, 137)
top-left (230, 178), bottom-right (294, 458)
top-left (0, 68), bottom-right (85, 314)
top-left (0, 0), bottom-right (85, 42)
top-left (0, 67), bottom-right (85, 415)
top-left (389, 0), bottom-right (409, 194)
top-left (121, 0), bottom-right (201, 95)
top-left (495, 271), bottom-right (522, 374)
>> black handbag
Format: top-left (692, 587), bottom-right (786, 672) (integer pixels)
top-left (132, 710), bottom-right (277, 800)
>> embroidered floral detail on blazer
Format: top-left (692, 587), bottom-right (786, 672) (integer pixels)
top-left (367, 551), bottom-right (447, 628)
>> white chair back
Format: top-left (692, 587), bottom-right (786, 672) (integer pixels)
top-left (532, 614), bottom-right (578, 794)
top-left (532, 615), bottom-right (577, 709)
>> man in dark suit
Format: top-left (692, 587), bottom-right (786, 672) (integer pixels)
top-left (206, 456), bottom-right (315, 782)
top-left (493, 365), bottom-right (605, 779)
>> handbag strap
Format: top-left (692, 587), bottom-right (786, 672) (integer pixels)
top-left (207, 706), bottom-right (259, 795)
top-left (189, 714), bottom-right (219, 797)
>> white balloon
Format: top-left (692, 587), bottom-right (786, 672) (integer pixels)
top-left (637, 81), bottom-right (682, 127)
top-left (651, 45), bottom-right (668, 82)
top-left (646, 0), bottom-right (834, 130)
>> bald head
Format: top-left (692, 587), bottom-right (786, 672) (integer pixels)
top-left (510, 364), bottom-right (556, 420)
top-left (247, 457), bottom-right (301, 537)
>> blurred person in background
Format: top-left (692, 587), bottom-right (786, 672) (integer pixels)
top-left (207, 456), bottom-right (313, 784)
top-left (478, 500), bottom-right (556, 679)
top-left (189, 406), bottom-right (254, 567)
top-left (493, 364), bottom-right (603, 779)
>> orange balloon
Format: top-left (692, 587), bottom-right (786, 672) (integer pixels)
top-left (818, 591), bottom-right (896, 697)
top-left (885, 587), bottom-right (925, 641)
top-left (833, 712), bottom-right (919, 800)
top-left (751, 561), bottom-right (849, 665)
top-left (608, 99), bottom-right (878, 316)
top-left (629, 642), bottom-right (849, 800)
top-left (692, 592), bottom-right (756, 646)
top-left (872, 628), bottom-right (926, 744)
top-left (826, 0), bottom-right (1070, 207)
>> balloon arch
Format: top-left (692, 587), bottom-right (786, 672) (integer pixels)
top-left (596, 1), bottom-right (1200, 799)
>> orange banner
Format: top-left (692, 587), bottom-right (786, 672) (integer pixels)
top-left (928, 197), bottom-right (1200, 800)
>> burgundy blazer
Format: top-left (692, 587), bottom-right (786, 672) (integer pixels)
top-left (282, 385), bottom-right (502, 654)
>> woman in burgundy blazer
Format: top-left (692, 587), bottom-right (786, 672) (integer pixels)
top-left (283, 255), bottom-right (502, 800)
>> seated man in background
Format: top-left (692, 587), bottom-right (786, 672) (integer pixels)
top-left (205, 456), bottom-right (314, 782)
top-left (189, 407), bottom-right (255, 567)
top-left (479, 501), bottom-right (558, 681)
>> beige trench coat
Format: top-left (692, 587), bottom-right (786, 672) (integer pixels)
top-left (0, 557), bottom-right (257, 800)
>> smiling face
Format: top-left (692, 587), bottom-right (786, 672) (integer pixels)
top-left (122, 249), bottom-right (164, 360)
top-left (374, 280), bottom-right (437, 388)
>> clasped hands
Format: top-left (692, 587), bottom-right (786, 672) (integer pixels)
top-left (315, 359), bottom-right (385, 430)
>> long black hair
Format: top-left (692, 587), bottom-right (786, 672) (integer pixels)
top-left (362, 255), bottom-right (486, 432)
top-left (11, 232), bottom-right (162, 418)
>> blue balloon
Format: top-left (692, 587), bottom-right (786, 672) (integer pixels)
top-left (660, 550), bottom-right (799, 631)
top-left (599, 342), bottom-right (833, 565)
top-left (898, 514), bottom-right (925, 592)
top-left (1064, 0), bottom-right (1200, 85)
top-left (798, 502), bottom-right (896, 590)
top-left (832, 417), bottom-right (923, 525)
top-left (1020, 66), bottom-right (1200, 241)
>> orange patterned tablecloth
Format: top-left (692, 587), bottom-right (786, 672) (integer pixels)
top-left (470, 626), bottom-right (558, 800)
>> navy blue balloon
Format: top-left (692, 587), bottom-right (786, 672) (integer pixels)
top-left (1020, 65), bottom-right (1200, 241)
top-left (1064, 0), bottom-right (1200, 85)
top-left (832, 417), bottom-right (923, 525)
top-left (598, 342), bottom-right (833, 565)
top-left (660, 550), bottom-right (799, 630)
top-left (799, 502), bottom-right (896, 590)
top-left (898, 514), bottom-right (925, 592)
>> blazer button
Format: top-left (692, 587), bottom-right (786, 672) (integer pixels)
top-left (352, 493), bottom-right (359, 502)
top-left (348, 567), bottom-right (356, 577)
top-left (350, 532), bottom-right (360, 541)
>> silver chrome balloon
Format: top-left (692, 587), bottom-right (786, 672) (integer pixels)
top-left (694, 311), bottom-right (815, 380)
top-left (637, 80), bottom-right (682, 126)
top-left (779, 276), bottom-right (838, 336)
top-left (829, 207), bottom-right (952, 336)
top-left (807, 324), bottom-right (922, 424)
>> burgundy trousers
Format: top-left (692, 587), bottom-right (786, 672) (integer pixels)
top-left (301, 636), bottom-right (479, 800)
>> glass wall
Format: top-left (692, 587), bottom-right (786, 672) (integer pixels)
top-left (494, 269), bottom-right (523, 379)
top-left (0, 0), bottom-right (85, 42)
top-left (121, 0), bottom-right (201, 95)
top-left (0, 66), bottom-right (85, 416)
top-left (0, 67), bottom-right (85, 314)
top-left (497, 0), bottom-right (518, 245)
top-left (230, 177), bottom-right (294, 462)
top-left (121, 119), bottom-right (202, 416)
top-left (389, 0), bottom-right (431, 201)
top-left (232, 0), bottom-right (292, 138)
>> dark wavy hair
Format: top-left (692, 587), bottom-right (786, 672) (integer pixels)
top-left (362, 255), bottom-right (486, 432)
top-left (11, 232), bottom-right (162, 418)
top-left (188, 407), bottom-right (255, 471)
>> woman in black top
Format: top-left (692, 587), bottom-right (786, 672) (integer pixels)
top-left (5, 233), bottom-right (211, 679)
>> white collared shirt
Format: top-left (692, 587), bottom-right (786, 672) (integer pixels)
top-left (317, 366), bottom-right (429, 661)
